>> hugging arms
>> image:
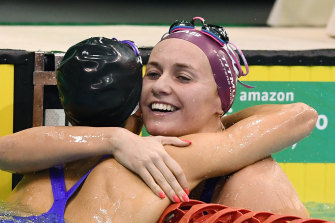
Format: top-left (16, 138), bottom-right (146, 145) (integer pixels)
top-left (0, 19), bottom-right (319, 221)
top-left (1, 103), bottom-right (317, 223)
top-left (0, 103), bottom-right (317, 208)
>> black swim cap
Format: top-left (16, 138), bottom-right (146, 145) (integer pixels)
top-left (57, 37), bottom-right (142, 127)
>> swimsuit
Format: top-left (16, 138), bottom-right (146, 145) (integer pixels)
top-left (200, 177), bottom-right (220, 203)
top-left (0, 161), bottom-right (99, 223)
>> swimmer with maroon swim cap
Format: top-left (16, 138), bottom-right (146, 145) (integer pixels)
top-left (162, 17), bottom-right (251, 114)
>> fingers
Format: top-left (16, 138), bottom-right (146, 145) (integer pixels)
top-left (137, 167), bottom-right (167, 199)
top-left (159, 136), bottom-right (192, 147)
top-left (156, 160), bottom-right (190, 202)
top-left (163, 156), bottom-right (189, 195)
top-left (128, 136), bottom-right (190, 202)
top-left (147, 162), bottom-right (189, 203)
top-left (137, 161), bottom-right (189, 203)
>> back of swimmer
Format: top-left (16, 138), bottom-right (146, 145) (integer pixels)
top-left (1, 37), bottom-right (143, 222)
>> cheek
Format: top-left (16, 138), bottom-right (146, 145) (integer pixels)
top-left (192, 89), bottom-right (220, 114)
top-left (186, 87), bottom-right (216, 104)
top-left (140, 80), bottom-right (150, 103)
top-left (181, 93), bottom-right (207, 121)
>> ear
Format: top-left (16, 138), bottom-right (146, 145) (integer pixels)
top-left (214, 96), bottom-right (224, 116)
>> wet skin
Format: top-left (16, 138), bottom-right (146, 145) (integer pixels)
top-left (141, 38), bottom-right (223, 137)
top-left (4, 38), bottom-right (315, 221)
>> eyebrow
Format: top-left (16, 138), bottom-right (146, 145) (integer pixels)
top-left (147, 61), bottom-right (162, 70)
top-left (147, 61), bottom-right (196, 71)
top-left (175, 63), bottom-right (195, 70)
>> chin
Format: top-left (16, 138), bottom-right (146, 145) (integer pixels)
top-left (145, 125), bottom-right (179, 137)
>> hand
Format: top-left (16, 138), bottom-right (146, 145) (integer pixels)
top-left (111, 131), bottom-right (191, 202)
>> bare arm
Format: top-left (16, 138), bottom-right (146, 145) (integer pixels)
top-left (221, 103), bottom-right (299, 128)
top-left (0, 113), bottom-right (142, 173)
top-left (166, 103), bottom-right (318, 188)
top-left (0, 124), bottom-right (190, 202)
top-left (0, 126), bottom-right (123, 173)
top-left (0, 102), bottom-right (317, 201)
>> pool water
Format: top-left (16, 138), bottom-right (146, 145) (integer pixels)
top-left (305, 202), bottom-right (335, 221)
top-left (0, 202), bottom-right (63, 222)
top-left (1, 201), bottom-right (334, 222)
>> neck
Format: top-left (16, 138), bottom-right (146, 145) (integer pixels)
top-left (124, 115), bottom-right (143, 135)
top-left (195, 117), bottom-right (223, 134)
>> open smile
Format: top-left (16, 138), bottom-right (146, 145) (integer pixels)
top-left (150, 102), bottom-right (180, 113)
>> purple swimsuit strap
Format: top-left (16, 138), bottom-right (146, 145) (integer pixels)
top-left (45, 155), bottom-right (110, 220)
top-left (7, 156), bottom-right (109, 223)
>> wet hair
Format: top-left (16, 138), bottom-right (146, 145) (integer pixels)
top-left (162, 30), bottom-right (241, 114)
top-left (57, 37), bottom-right (142, 127)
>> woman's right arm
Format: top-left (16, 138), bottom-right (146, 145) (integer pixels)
top-left (0, 125), bottom-right (191, 201)
top-left (166, 102), bottom-right (318, 188)
top-left (0, 126), bottom-right (126, 173)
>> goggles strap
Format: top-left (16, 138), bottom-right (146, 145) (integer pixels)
top-left (170, 26), bottom-right (195, 33)
top-left (228, 42), bottom-right (254, 88)
top-left (111, 38), bottom-right (140, 57)
top-left (238, 79), bottom-right (255, 88)
top-left (229, 42), bottom-right (249, 76)
top-left (120, 40), bottom-right (140, 57)
top-left (192, 16), bottom-right (205, 24)
top-left (201, 30), bottom-right (226, 45)
top-left (225, 44), bottom-right (243, 76)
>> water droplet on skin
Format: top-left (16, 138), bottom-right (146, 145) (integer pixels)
top-left (100, 208), bottom-right (107, 215)
top-left (69, 135), bottom-right (88, 143)
top-left (93, 215), bottom-right (102, 223)
top-left (291, 143), bottom-right (297, 150)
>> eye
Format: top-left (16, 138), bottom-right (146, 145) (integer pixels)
top-left (145, 71), bottom-right (160, 80)
top-left (176, 75), bottom-right (191, 83)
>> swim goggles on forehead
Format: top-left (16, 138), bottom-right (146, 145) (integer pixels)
top-left (169, 16), bottom-right (230, 44)
top-left (168, 17), bottom-right (252, 88)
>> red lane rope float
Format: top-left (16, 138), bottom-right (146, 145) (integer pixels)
top-left (233, 211), bottom-right (274, 223)
top-left (158, 199), bottom-right (333, 223)
top-left (158, 200), bottom-right (205, 223)
top-left (179, 203), bottom-right (228, 223)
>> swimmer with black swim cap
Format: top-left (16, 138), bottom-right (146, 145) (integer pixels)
top-left (57, 37), bottom-right (143, 127)
top-left (0, 37), bottom-right (144, 222)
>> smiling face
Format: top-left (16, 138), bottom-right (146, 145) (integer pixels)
top-left (140, 38), bottom-right (223, 136)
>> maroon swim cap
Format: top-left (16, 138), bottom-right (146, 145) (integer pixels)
top-left (163, 29), bottom-right (239, 114)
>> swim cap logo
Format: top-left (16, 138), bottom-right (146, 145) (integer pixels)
top-left (189, 31), bottom-right (201, 37)
top-left (177, 30), bottom-right (202, 37)
top-left (137, 56), bottom-right (143, 65)
top-left (214, 49), bottom-right (235, 106)
top-left (223, 45), bottom-right (239, 77)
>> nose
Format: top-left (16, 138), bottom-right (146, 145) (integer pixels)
top-left (151, 73), bottom-right (172, 97)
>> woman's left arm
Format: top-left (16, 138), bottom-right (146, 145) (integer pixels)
top-left (166, 102), bottom-right (318, 186)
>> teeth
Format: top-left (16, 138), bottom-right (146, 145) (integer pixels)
top-left (151, 103), bottom-right (177, 112)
